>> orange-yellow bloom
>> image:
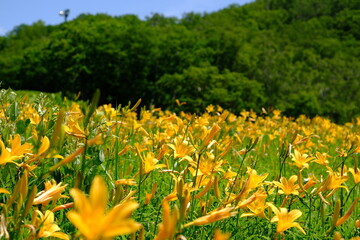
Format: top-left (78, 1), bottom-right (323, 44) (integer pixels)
top-left (115, 179), bottom-right (137, 186)
top-left (52, 202), bottom-right (74, 212)
top-left (214, 229), bottom-right (231, 240)
top-left (302, 173), bottom-right (318, 191)
top-left (334, 198), bottom-right (359, 227)
top-left (203, 124), bottom-right (221, 146)
top-left (35, 210), bottom-right (69, 239)
top-left (67, 176), bottom-right (141, 239)
top-left (144, 182), bottom-right (157, 205)
top-left (142, 152), bottom-right (166, 175)
top-left (241, 167), bottom-right (268, 197)
top-left (33, 180), bottom-right (68, 206)
top-left (0, 138), bottom-right (22, 166)
top-left (237, 190), bottom-right (267, 210)
top-left (154, 199), bottom-right (178, 240)
top-left (240, 191), bottom-right (268, 219)
top-left (118, 145), bottom-right (132, 156)
top-left (273, 175), bottom-right (300, 196)
top-left (189, 152), bottom-right (223, 176)
top-left (268, 203), bottom-right (306, 234)
top-left (334, 231), bottom-right (360, 240)
top-left (272, 109), bottom-right (281, 119)
top-left (64, 117), bottom-right (86, 138)
top-left (8, 134), bottom-right (32, 157)
top-left (184, 207), bottom-right (237, 227)
top-left (37, 136), bottom-right (50, 157)
top-left (0, 188), bottom-right (10, 194)
top-left (349, 167), bottom-right (360, 184)
top-left (206, 104), bottom-right (215, 113)
top-left (291, 150), bottom-right (314, 169)
top-left (317, 167), bottom-right (349, 194)
top-left (313, 152), bottom-right (330, 166)
top-left (333, 231), bottom-right (343, 240)
top-left (168, 137), bottom-right (195, 160)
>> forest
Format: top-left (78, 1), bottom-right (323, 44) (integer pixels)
top-left (0, 0), bottom-right (360, 123)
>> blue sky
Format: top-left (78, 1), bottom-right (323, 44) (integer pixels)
top-left (0, 0), bottom-right (253, 36)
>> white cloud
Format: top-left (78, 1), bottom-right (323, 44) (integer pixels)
top-left (0, 26), bottom-right (7, 36)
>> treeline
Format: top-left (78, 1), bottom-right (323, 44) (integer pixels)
top-left (0, 0), bottom-right (360, 122)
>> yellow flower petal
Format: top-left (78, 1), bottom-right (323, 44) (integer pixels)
top-left (66, 211), bottom-right (93, 239)
top-left (89, 176), bottom-right (108, 218)
top-left (38, 136), bottom-right (50, 156)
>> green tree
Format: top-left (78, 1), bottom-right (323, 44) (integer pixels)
top-left (156, 64), bottom-right (266, 113)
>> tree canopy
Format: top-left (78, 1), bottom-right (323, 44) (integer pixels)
top-left (1, 0), bottom-right (360, 122)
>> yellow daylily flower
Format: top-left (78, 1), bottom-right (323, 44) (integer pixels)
top-left (144, 182), bottom-right (157, 205)
top-left (37, 136), bottom-right (50, 157)
top-left (64, 117), bottom-right (86, 138)
top-left (291, 150), bottom-right (314, 169)
top-left (203, 124), bottom-right (221, 146)
top-left (237, 190), bottom-right (267, 210)
top-left (35, 210), bottom-right (69, 240)
top-left (52, 202), bottom-right (74, 212)
top-left (313, 152), bottom-right (330, 166)
top-left (241, 167), bottom-right (268, 197)
top-left (117, 145), bottom-right (132, 156)
top-left (267, 203), bottom-right (306, 235)
top-left (33, 180), bottom-right (68, 206)
top-left (115, 179), bottom-right (137, 186)
top-left (333, 231), bottom-right (343, 240)
top-left (206, 104), bottom-right (215, 113)
top-left (184, 207), bottom-right (237, 227)
top-left (67, 176), bottom-right (141, 240)
top-left (0, 188), bottom-right (10, 194)
top-left (240, 191), bottom-right (269, 219)
top-left (317, 167), bottom-right (349, 195)
top-left (273, 175), bottom-right (300, 196)
top-left (175, 99), bottom-right (186, 106)
top-left (188, 152), bottom-right (224, 176)
top-left (272, 109), bottom-right (282, 119)
top-left (214, 229), bottom-right (231, 240)
top-left (356, 219), bottom-right (360, 228)
top-left (27, 106), bottom-right (42, 125)
top-left (142, 152), bottom-right (166, 175)
top-left (349, 167), bottom-right (360, 184)
top-left (223, 167), bottom-right (237, 180)
top-left (334, 198), bottom-right (359, 227)
top-left (302, 173), bottom-right (318, 191)
top-left (0, 138), bottom-right (22, 166)
top-left (168, 137), bottom-right (195, 160)
top-left (154, 199), bottom-right (178, 240)
top-left (246, 167), bottom-right (269, 189)
top-left (8, 134), bottom-right (33, 157)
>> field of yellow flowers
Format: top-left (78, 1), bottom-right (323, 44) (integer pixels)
top-left (0, 88), bottom-right (359, 239)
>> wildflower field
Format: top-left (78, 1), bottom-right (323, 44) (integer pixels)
top-left (0, 89), bottom-right (359, 240)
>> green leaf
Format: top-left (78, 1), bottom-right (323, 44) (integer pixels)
top-left (6, 102), bottom-right (19, 121)
top-left (15, 119), bottom-right (30, 134)
top-left (84, 88), bottom-right (101, 129)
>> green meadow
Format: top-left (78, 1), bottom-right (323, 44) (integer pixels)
top-left (0, 89), bottom-right (358, 239)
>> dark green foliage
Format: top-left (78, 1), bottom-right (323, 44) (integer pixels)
top-left (1, 0), bottom-right (360, 122)
top-left (157, 64), bottom-right (266, 113)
